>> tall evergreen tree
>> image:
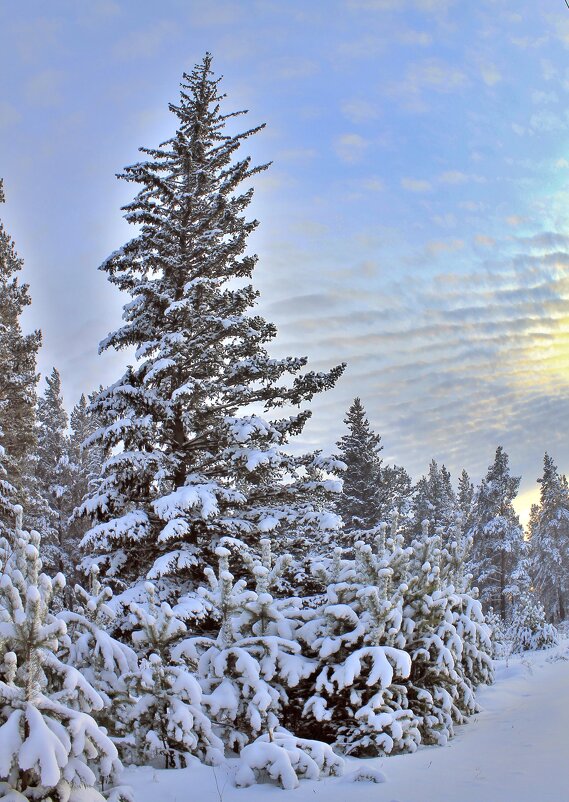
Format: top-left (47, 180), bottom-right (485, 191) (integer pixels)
top-left (378, 462), bottom-right (413, 521)
top-left (81, 55), bottom-right (344, 601)
top-left (66, 392), bottom-right (105, 582)
top-left (335, 398), bottom-right (382, 540)
top-left (529, 453), bottom-right (569, 622)
top-left (0, 178), bottom-right (41, 520)
top-left (410, 460), bottom-right (456, 542)
top-left (33, 368), bottom-right (74, 575)
top-left (457, 469), bottom-right (474, 526)
top-left (468, 447), bottom-right (524, 620)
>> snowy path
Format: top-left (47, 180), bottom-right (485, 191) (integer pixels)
top-left (125, 642), bottom-right (569, 802)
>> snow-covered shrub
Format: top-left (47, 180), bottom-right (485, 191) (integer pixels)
top-left (402, 522), bottom-right (465, 745)
top-left (508, 591), bottom-right (559, 654)
top-left (176, 544), bottom-right (314, 753)
top-left (124, 582), bottom-right (223, 768)
top-left (58, 565), bottom-right (138, 742)
top-left (298, 526), bottom-right (420, 756)
top-left (441, 516), bottom-right (493, 700)
top-left (485, 608), bottom-right (510, 659)
top-left (235, 728), bottom-right (343, 790)
top-left (0, 508), bottom-right (122, 801)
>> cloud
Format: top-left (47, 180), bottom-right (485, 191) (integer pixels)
top-left (424, 239), bottom-right (464, 256)
top-left (334, 133), bottom-right (369, 163)
top-left (541, 59), bottom-right (558, 80)
top-left (341, 99), bottom-right (380, 123)
top-left (276, 148), bottom-right (317, 162)
top-left (389, 58), bottom-right (468, 109)
top-left (25, 69), bottom-right (64, 107)
top-left (270, 57), bottom-right (320, 80)
top-left (112, 21), bottom-right (177, 61)
top-left (186, 1), bottom-right (243, 27)
top-left (399, 28), bottom-right (433, 46)
top-left (401, 177), bottom-right (433, 193)
top-left (344, 0), bottom-right (403, 9)
top-left (0, 103), bottom-right (22, 129)
top-left (438, 171), bottom-right (469, 185)
top-left (360, 177), bottom-right (385, 191)
top-left (337, 35), bottom-right (385, 59)
top-left (12, 17), bottom-right (60, 62)
top-left (475, 234), bottom-right (495, 247)
top-left (506, 215), bottom-right (526, 227)
top-left (529, 110), bottom-right (567, 133)
top-left (479, 62), bottom-right (502, 86)
top-left (531, 89), bottom-right (558, 105)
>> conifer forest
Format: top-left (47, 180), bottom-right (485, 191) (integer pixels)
top-left (2, 5), bottom-right (569, 801)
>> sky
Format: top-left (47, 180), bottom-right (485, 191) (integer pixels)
top-left (2, 0), bottom-right (569, 521)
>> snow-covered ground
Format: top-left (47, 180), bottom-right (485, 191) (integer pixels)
top-left (124, 640), bottom-right (569, 802)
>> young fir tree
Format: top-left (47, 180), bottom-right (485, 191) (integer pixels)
top-left (66, 393), bottom-right (105, 587)
top-left (0, 506), bottom-right (124, 801)
top-left (409, 461), bottom-right (457, 543)
top-left (80, 55), bottom-right (344, 601)
top-left (58, 565), bottom-right (138, 746)
top-left (529, 453), bottom-right (569, 623)
top-left (439, 513), bottom-right (494, 699)
top-left (33, 367), bottom-right (74, 576)
top-left (0, 434), bottom-right (17, 537)
top-left (378, 463), bottom-right (413, 522)
top-left (124, 582), bottom-right (223, 769)
top-left (468, 447), bottom-right (524, 620)
top-left (335, 398), bottom-right (382, 541)
top-left (176, 542), bottom-right (312, 752)
top-left (508, 589), bottom-right (558, 653)
top-left (457, 469), bottom-right (474, 526)
top-left (0, 179), bottom-right (41, 521)
top-left (297, 523), bottom-right (419, 757)
top-left (402, 521), bottom-right (465, 746)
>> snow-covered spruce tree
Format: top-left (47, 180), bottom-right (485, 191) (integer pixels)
top-left (0, 179), bottom-right (41, 525)
top-left (296, 524), bottom-right (419, 757)
top-left (32, 368), bottom-right (74, 576)
top-left (66, 394), bottom-right (105, 589)
top-left (409, 461), bottom-right (457, 543)
top-left (174, 542), bottom-right (344, 789)
top-left (68, 393), bottom-right (104, 508)
top-left (468, 447), bottom-right (524, 620)
top-left (57, 565), bottom-right (138, 746)
top-left (0, 507), bottom-right (124, 801)
top-left (378, 463), bottom-right (413, 523)
top-left (402, 521), bottom-right (465, 746)
top-left (0, 435), bottom-right (17, 535)
top-left (529, 453), bottom-right (569, 623)
top-left (124, 582), bottom-right (223, 769)
top-left (508, 589), bottom-right (558, 654)
top-left (457, 469), bottom-right (474, 528)
top-left (335, 398), bottom-right (382, 544)
top-left (439, 513), bottom-right (493, 698)
top-left (176, 543), bottom-right (313, 751)
top-left (80, 55), bottom-right (344, 602)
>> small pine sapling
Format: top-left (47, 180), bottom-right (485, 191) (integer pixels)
top-left (441, 514), bottom-right (493, 704)
top-left (124, 582), bottom-right (223, 769)
top-left (0, 508), bottom-right (122, 801)
top-left (57, 565), bottom-right (138, 745)
top-left (298, 523), bottom-right (417, 756)
top-left (403, 521), bottom-right (463, 745)
top-left (508, 591), bottom-right (558, 654)
top-left (176, 544), bottom-right (313, 752)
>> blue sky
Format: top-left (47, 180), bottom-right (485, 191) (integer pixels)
top-left (2, 0), bottom-right (569, 517)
